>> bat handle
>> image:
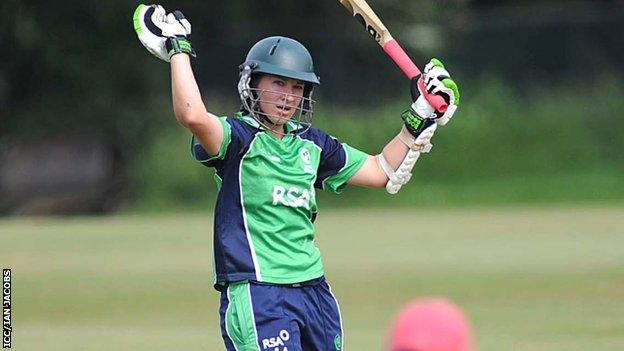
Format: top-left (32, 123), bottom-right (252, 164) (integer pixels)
top-left (382, 39), bottom-right (448, 113)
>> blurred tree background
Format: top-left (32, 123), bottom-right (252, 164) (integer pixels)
top-left (1, 0), bottom-right (623, 214)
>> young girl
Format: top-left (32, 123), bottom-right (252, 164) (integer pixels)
top-left (134, 4), bottom-right (460, 350)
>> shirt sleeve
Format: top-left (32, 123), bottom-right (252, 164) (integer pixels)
top-left (190, 117), bottom-right (232, 167)
top-left (316, 134), bottom-right (368, 194)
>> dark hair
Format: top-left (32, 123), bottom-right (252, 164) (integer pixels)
top-left (249, 73), bottom-right (261, 89)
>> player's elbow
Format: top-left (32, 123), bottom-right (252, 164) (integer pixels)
top-left (370, 173), bottom-right (389, 189)
top-left (174, 100), bottom-right (207, 126)
top-left (348, 157), bottom-right (389, 188)
top-left (358, 174), bottom-right (388, 189)
top-left (176, 111), bottom-right (203, 130)
top-left (370, 156), bottom-right (390, 188)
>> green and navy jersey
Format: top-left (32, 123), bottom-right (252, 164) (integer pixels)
top-left (191, 113), bottom-right (368, 288)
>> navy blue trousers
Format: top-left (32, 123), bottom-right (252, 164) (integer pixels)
top-left (219, 277), bottom-right (344, 351)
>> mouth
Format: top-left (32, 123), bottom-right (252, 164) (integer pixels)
top-left (275, 105), bottom-right (293, 115)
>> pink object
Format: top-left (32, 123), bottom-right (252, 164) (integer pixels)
top-left (382, 39), bottom-right (448, 113)
top-left (382, 39), bottom-right (422, 78)
top-left (388, 298), bottom-right (474, 351)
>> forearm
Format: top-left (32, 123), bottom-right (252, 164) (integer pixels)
top-left (170, 54), bottom-right (223, 154)
top-left (171, 54), bottom-right (208, 126)
top-left (347, 130), bottom-right (409, 188)
top-left (381, 126), bottom-right (410, 170)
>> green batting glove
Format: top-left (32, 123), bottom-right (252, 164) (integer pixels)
top-left (133, 4), bottom-right (196, 62)
top-left (411, 58), bottom-right (461, 126)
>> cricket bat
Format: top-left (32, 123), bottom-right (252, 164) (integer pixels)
top-left (337, 0), bottom-right (444, 194)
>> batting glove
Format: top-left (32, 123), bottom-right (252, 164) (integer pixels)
top-left (133, 4), bottom-right (196, 62)
top-left (411, 58), bottom-right (461, 126)
top-left (400, 112), bottom-right (437, 153)
top-left (400, 59), bottom-right (460, 150)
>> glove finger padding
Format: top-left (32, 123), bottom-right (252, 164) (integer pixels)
top-left (171, 10), bottom-right (192, 34)
top-left (133, 4), bottom-right (169, 62)
top-left (161, 11), bottom-right (190, 37)
top-left (413, 58), bottom-right (461, 126)
top-left (423, 66), bottom-right (454, 103)
top-left (133, 4), bottom-right (195, 62)
top-left (153, 5), bottom-right (167, 31)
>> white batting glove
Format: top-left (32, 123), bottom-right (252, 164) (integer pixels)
top-left (132, 4), bottom-right (195, 62)
top-left (412, 58), bottom-right (461, 126)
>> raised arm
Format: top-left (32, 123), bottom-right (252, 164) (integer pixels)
top-left (170, 54), bottom-right (223, 155)
top-left (133, 4), bottom-right (223, 155)
top-left (348, 58), bottom-right (461, 191)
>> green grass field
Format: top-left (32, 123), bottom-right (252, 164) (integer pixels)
top-left (2, 206), bottom-right (624, 350)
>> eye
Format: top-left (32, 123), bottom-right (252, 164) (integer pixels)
top-left (274, 80), bottom-right (285, 87)
top-left (294, 85), bottom-right (304, 91)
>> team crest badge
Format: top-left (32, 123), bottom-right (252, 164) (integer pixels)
top-left (300, 148), bottom-right (311, 164)
top-left (300, 148), bottom-right (314, 174)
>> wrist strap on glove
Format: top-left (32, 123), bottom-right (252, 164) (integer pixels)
top-left (165, 37), bottom-right (196, 59)
top-left (401, 108), bottom-right (435, 137)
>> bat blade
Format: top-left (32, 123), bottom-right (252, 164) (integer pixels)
top-left (339, 0), bottom-right (391, 45)
top-left (338, 0), bottom-right (354, 15)
top-left (337, 0), bottom-right (447, 111)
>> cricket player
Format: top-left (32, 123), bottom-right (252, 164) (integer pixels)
top-left (133, 4), bottom-right (460, 351)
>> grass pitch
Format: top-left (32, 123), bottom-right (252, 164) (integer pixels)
top-left (2, 206), bottom-right (623, 350)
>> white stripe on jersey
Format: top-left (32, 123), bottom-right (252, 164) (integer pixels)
top-left (239, 133), bottom-right (263, 281)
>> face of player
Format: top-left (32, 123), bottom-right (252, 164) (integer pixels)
top-left (255, 74), bottom-right (305, 125)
